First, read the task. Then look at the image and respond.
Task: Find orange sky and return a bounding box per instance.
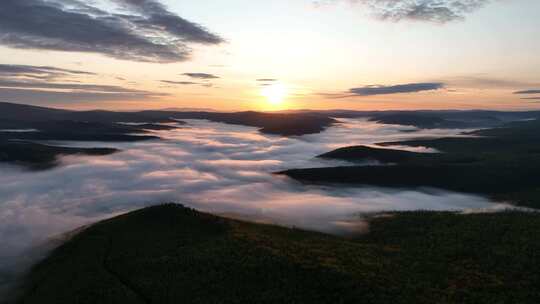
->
[1,0,539,111]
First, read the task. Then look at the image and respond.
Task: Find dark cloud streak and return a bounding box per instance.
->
[0,79,151,93]
[160,80,199,85]
[514,90,540,95]
[0,88,166,104]
[446,76,538,89]
[349,83,445,96]
[160,80,216,88]
[183,73,220,79]
[0,64,95,80]
[0,63,166,104]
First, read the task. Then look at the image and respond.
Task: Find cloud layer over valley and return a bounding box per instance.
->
[0,119,514,293]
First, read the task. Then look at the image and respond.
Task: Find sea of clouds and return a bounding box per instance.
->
[0,118,514,295]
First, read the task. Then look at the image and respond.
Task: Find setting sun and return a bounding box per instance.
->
[261,83,287,106]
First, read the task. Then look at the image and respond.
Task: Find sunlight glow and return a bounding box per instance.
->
[261,83,287,106]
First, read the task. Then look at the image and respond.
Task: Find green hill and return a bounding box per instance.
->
[15,204,540,304]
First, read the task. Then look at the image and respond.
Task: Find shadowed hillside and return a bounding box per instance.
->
[14,204,540,304]
[0,141,118,169]
[318,145,427,163]
[281,118,540,208]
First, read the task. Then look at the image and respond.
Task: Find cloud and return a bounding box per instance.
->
[348,82,445,96]
[0,79,151,93]
[0,118,510,296]
[514,88,540,102]
[0,88,166,104]
[0,64,95,80]
[111,0,223,44]
[256,79,278,87]
[0,64,165,104]
[445,76,540,89]
[320,77,540,99]
[160,80,216,88]
[0,0,223,63]
[514,90,540,94]
[183,73,220,79]
[317,0,490,23]
[160,80,198,85]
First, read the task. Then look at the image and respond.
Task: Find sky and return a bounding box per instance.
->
[0,0,539,111]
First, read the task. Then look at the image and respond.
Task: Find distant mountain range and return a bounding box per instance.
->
[0,102,336,137]
[3,102,540,135]
[0,102,336,168]
[2,101,540,169]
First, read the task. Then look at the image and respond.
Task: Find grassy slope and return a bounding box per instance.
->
[16,205,540,304]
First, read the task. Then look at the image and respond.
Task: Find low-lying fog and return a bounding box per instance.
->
[0,118,514,291]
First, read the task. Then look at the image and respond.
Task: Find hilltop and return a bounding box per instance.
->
[14,204,540,304]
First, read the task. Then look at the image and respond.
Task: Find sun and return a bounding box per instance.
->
[261,83,287,107]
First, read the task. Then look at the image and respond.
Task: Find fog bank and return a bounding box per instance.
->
[0,119,513,296]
